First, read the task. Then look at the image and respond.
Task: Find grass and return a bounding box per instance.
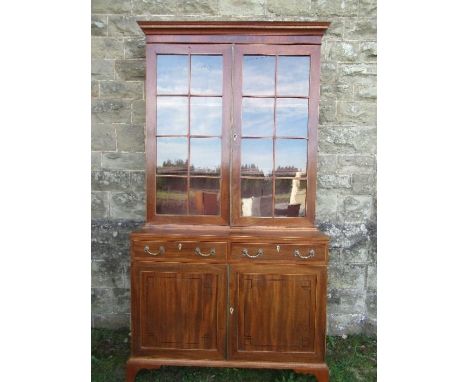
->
[92,329,376,382]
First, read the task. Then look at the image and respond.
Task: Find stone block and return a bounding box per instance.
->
[322,18,344,40]
[124,37,145,59]
[328,248,341,265]
[92,99,131,123]
[325,41,359,62]
[319,126,377,154]
[352,173,375,194]
[108,15,142,36]
[319,100,337,124]
[92,37,124,59]
[337,102,376,125]
[318,154,337,173]
[132,100,146,124]
[329,264,367,290]
[318,174,351,189]
[338,195,373,223]
[92,0,131,14]
[366,290,377,316]
[110,191,146,219]
[91,123,116,151]
[316,190,338,222]
[91,152,101,170]
[328,313,366,335]
[115,59,145,80]
[321,82,353,101]
[131,171,146,193]
[116,124,145,152]
[92,313,130,329]
[367,264,376,289]
[91,288,114,314]
[102,152,145,170]
[354,84,376,100]
[266,0,312,16]
[181,0,219,14]
[342,241,370,264]
[320,222,374,250]
[100,81,143,99]
[345,18,376,40]
[92,59,114,81]
[337,154,375,174]
[92,191,109,219]
[320,62,337,83]
[219,0,265,16]
[92,170,132,192]
[91,15,107,36]
[359,41,377,62]
[328,289,366,315]
[358,0,377,17]
[91,80,99,98]
[313,0,358,17]
[132,0,182,15]
[337,63,377,86]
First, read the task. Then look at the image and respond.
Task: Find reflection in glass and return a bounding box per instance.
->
[274,178,307,217]
[241,178,273,217]
[190,97,222,135]
[156,137,188,175]
[243,55,275,96]
[242,98,274,136]
[275,139,307,177]
[157,55,189,94]
[156,177,187,215]
[277,56,310,96]
[157,97,188,135]
[190,138,221,175]
[276,98,309,137]
[241,139,273,177]
[191,55,223,95]
[189,178,220,215]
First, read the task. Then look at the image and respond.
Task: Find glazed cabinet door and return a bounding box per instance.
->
[132,262,227,359]
[229,264,326,362]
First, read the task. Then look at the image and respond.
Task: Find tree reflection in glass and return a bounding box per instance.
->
[157,55,189,94]
[156,177,187,215]
[274,178,307,217]
[277,56,310,97]
[156,137,188,175]
[190,97,222,136]
[241,138,273,177]
[242,98,274,137]
[191,55,223,95]
[276,98,308,137]
[190,138,221,176]
[243,55,275,96]
[275,139,307,177]
[156,97,188,135]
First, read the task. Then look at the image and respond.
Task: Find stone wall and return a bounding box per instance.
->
[91,0,377,335]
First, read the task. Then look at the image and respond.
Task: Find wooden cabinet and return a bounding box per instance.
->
[127,21,331,382]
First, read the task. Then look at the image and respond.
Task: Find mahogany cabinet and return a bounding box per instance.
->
[127,21,330,382]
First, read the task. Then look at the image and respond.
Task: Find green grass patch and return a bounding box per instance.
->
[92,329,376,382]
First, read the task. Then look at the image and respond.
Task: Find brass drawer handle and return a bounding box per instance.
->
[294,249,315,259]
[242,248,263,258]
[144,245,165,256]
[195,247,216,257]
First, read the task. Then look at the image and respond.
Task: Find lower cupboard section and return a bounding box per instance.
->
[131,262,326,362]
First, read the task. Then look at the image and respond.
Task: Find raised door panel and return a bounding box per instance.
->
[132,262,226,359]
[229,264,326,362]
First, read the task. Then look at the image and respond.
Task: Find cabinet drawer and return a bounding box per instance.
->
[229,242,326,263]
[133,240,227,262]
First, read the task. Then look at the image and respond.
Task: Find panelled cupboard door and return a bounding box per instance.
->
[229,264,326,362]
[132,262,227,359]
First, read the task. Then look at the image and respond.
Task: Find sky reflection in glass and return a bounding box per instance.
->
[276,98,308,137]
[157,55,189,94]
[242,98,274,136]
[243,55,275,96]
[191,55,223,95]
[190,97,222,136]
[275,139,307,176]
[277,56,310,96]
[190,138,221,175]
[157,96,188,135]
[241,138,273,177]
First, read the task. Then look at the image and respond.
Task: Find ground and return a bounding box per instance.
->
[92,328,376,381]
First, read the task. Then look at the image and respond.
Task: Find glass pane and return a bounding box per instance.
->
[156,137,188,175]
[274,178,307,217]
[190,138,221,176]
[156,177,187,215]
[157,97,188,135]
[189,178,220,215]
[275,139,307,177]
[190,97,222,136]
[276,98,309,137]
[242,98,274,137]
[191,55,223,95]
[157,55,189,94]
[277,56,310,96]
[243,55,275,96]
[241,139,273,177]
[241,178,273,217]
